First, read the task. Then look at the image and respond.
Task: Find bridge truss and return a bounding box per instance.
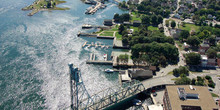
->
[68,63,145,110]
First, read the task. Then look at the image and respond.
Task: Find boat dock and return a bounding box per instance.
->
[78,32,115,39]
[82,42,111,48]
[86,53,113,65]
[82,24,109,29]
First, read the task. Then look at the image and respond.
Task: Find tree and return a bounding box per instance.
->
[113,13,120,22]
[173,68,180,77]
[119,54,129,64]
[186,36,200,47]
[180,30,190,39]
[120,13,130,22]
[151,15,158,25]
[206,48,217,58]
[191,78,196,85]
[175,76,192,85]
[118,24,125,34]
[141,15,150,25]
[171,21,176,28]
[208,35,216,46]
[185,53,201,65]
[157,15,163,24]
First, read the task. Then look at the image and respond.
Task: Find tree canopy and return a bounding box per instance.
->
[185,52,201,65]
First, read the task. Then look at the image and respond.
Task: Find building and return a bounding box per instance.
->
[103,19,113,26]
[199,43,210,54]
[120,69,153,82]
[163,85,218,110]
[129,69,153,80]
[132,20,141,27]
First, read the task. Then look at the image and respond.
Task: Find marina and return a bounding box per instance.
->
[85,0,107,15]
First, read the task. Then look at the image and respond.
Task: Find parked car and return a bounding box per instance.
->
[153,92,157,97]
[132,99,142,106]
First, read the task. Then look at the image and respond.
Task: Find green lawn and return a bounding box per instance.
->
[109,25,119,31]
[130,26,139,32]
[180,24,200,32]
[100,31,114,36]
[115,32,122,40]
[175,41,184,50]
[148,26,158,31]
[131,12,141,22]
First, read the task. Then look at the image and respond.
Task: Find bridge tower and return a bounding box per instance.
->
[68,63,93,110]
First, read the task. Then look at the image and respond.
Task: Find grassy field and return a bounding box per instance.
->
[211,93,219,97]
[131,12,141,22]
[100,31,114,36]
[148,26,158,31]
[180,24,200,32]
[115,32,122,40]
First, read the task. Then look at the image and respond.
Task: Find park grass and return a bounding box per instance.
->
[211,93,219,97]
[148,26,159,31]
[109,25,118,31]
[100,31,114,36]
[131,12,141,22]
[115,32,122,40]
[167,71,173,75]
[171,77,180,81]
[180,24,200,32]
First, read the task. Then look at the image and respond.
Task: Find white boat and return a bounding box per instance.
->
[103,54,107,61]
[105,69,114,73]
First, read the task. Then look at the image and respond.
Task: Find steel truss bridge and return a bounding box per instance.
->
[68,63,145,110]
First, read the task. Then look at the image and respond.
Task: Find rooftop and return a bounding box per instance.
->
[166,85,218,110]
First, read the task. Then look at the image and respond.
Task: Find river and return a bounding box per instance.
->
[0,0,127,109]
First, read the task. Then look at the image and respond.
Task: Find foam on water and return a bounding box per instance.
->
[0,0,127,109]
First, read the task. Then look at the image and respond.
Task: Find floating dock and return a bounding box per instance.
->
[82,24,109,30]
[86,53,113,65]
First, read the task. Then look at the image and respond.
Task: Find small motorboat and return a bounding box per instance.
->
[105,69,114,73]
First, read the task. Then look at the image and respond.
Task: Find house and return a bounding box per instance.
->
[199,43,210,54]
[190,30,196,35]
[173,13,181,19]
[103,19,113,26]
[158,23,164,30]
[208,14,213,19]
[127,29,134,34]
[132,20,141,27]
[183,42,190,50]
[123,21,131,25]
[201,55,208,67]
[207,58,216,67]
[163,85,218,110]
[170,29,182,39]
